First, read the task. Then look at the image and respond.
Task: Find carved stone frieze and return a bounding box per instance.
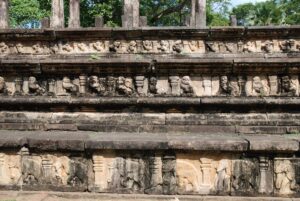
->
[0,39,299,55]
[0,74,298,97]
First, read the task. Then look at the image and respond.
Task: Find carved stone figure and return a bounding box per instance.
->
[180,76,194,96]
[128,41,137,53]
[117,77,134,96]
[88,76,105,95]
[262,40,274,53]
[61,43,73,53]
[142,40,153,52]
[62,77,78,94]
[214,159,231,193]
[0,42,9,53]
[219,76,231,96]
[16,43,25,54]
[244,41,257,53]
[280,39,298,52]
[206,42,219,52]
[32,43,43,54]
[149,77,158,96]
[275,159,296,195]
[231,159,259,195]
[251,76,268,96]
[91,41,105,52]
[162,154,176,195]
[158,40,170,53]
[77,42,88,52]
[225,43,237,53]
[28,76,46,95]
[110,41,127,53]
[0,77,7,95]
[281,76,297,96]
[173,40,183,53]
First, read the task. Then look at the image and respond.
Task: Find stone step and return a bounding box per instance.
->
[0,191,298,201]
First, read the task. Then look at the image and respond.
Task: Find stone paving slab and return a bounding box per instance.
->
[0,191,296,201]
[0,131,299,152]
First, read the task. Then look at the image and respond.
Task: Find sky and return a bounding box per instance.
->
[231,0,268,6]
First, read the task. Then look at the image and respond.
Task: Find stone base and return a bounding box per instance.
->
[0,191,298,201]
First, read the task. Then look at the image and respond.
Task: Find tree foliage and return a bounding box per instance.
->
[232,0,300,26]
[8,0,300,28]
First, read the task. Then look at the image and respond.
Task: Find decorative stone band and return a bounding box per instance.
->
[0,75,299,97]
[0,39,299,55]
[0,132,299,196]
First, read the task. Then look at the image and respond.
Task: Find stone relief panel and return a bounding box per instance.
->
[231,158,259,195]
[0,74,299,97]
[91,152,176,194]
[0,152,21,186]
[21,150,89,190]
[274,158,300,196]
[0,39,299,55]
[176,153,233,195]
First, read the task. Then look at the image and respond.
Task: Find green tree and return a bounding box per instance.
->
[9,0,231,28]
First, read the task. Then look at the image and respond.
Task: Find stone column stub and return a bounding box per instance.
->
[122,0,140,28]
[51,0,65,28]
[0,0,9,29]
[68,0,80,28]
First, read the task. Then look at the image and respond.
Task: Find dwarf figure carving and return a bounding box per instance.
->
[88,76,106,95]
[143,40,153,52]
[219,76,231,96]
[106,76,116,96]
[91,41,105,52]
[158,40,170,53]
[262,40,274,53]
[280,39,298,52]
[230,77,240,96]
[149,77,158,95]
[128,41,137,53]
[61,43,73,53]
[110,41,127,53]
[77,43,88,52]
[180,76,194,96]
[173,40,183,53]
[281,76,297,96]
[62,77,78,94]
[225,43,237,53]
[32,43,43,54]
[0,77,7,95]
[28,76,45,95]
[251,76,269,96]
[0,42,9,53]
[206,42,219,52]
[244,41,257,53]
[16,43,25,54]
[117,77,134,96]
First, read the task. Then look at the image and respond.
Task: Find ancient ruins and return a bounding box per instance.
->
[0,0,300,200]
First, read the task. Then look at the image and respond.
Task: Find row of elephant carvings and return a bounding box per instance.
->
[0,75,299,97]
[0,150,299,195]
[0,39,299,54]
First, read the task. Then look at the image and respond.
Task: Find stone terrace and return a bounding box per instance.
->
[0,0,300,200]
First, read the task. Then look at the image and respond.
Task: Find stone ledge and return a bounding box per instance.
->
[0,131,299,153]
[0,97,299,107]
[0,191,297,201]
[0,25,299,40]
